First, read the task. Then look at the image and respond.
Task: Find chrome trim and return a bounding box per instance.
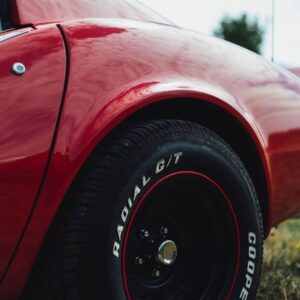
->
[12,63,26,76]
[0,29,31,43]
[157,240,178,266]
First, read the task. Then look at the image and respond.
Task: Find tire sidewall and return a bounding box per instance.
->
[101,138,262,300]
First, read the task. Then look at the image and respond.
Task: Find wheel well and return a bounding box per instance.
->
[116,98,269,235]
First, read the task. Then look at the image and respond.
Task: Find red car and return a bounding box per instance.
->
[1,0,300,299]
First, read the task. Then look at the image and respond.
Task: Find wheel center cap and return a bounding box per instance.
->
[157,240,178,265]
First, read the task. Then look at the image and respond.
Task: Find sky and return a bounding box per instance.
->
[141,0,300,67]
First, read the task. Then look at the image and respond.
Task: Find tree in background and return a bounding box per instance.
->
[214,14,264,54]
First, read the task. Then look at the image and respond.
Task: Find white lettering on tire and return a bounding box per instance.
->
[112,152,184,258]
[156,159,165,174]
[113,241,120,258]
[239,232,257,299]
[121,207,129,223]
[174,152,183,164]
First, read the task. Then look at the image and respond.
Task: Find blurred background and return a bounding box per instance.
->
[139,1,300,299]
[142,0,300,71]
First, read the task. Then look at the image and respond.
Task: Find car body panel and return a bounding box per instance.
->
[55,18,300,227]
[289,68,300,78]
[1,18,300,298]
[0,25,66,282]
[11,0,169,26]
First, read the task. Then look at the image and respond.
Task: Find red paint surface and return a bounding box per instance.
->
[54,19,300,227]
[0,2,300,299]
[289,68,300,78]
[121,171,241,300]
[12,0,169,26]
[0,26,65,282]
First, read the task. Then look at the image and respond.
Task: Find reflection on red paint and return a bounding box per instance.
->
[0,25,65,283]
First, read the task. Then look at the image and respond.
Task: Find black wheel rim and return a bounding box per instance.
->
[122,171,240,300]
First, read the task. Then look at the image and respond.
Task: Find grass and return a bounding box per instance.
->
[257,218,300,300]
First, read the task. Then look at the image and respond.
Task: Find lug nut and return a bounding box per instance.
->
[152,269,161,278]
[135,257,144,265]
[145,254,152,260]
[141,229,150,238]
[161,226,169,235]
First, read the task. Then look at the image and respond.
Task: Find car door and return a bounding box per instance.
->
[0,19,66,278]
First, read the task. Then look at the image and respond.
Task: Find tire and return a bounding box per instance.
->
[24,119,263,300]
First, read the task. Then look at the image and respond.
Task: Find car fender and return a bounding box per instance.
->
[2,19,300,299]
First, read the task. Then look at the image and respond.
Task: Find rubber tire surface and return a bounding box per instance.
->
[24,119,263,300]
